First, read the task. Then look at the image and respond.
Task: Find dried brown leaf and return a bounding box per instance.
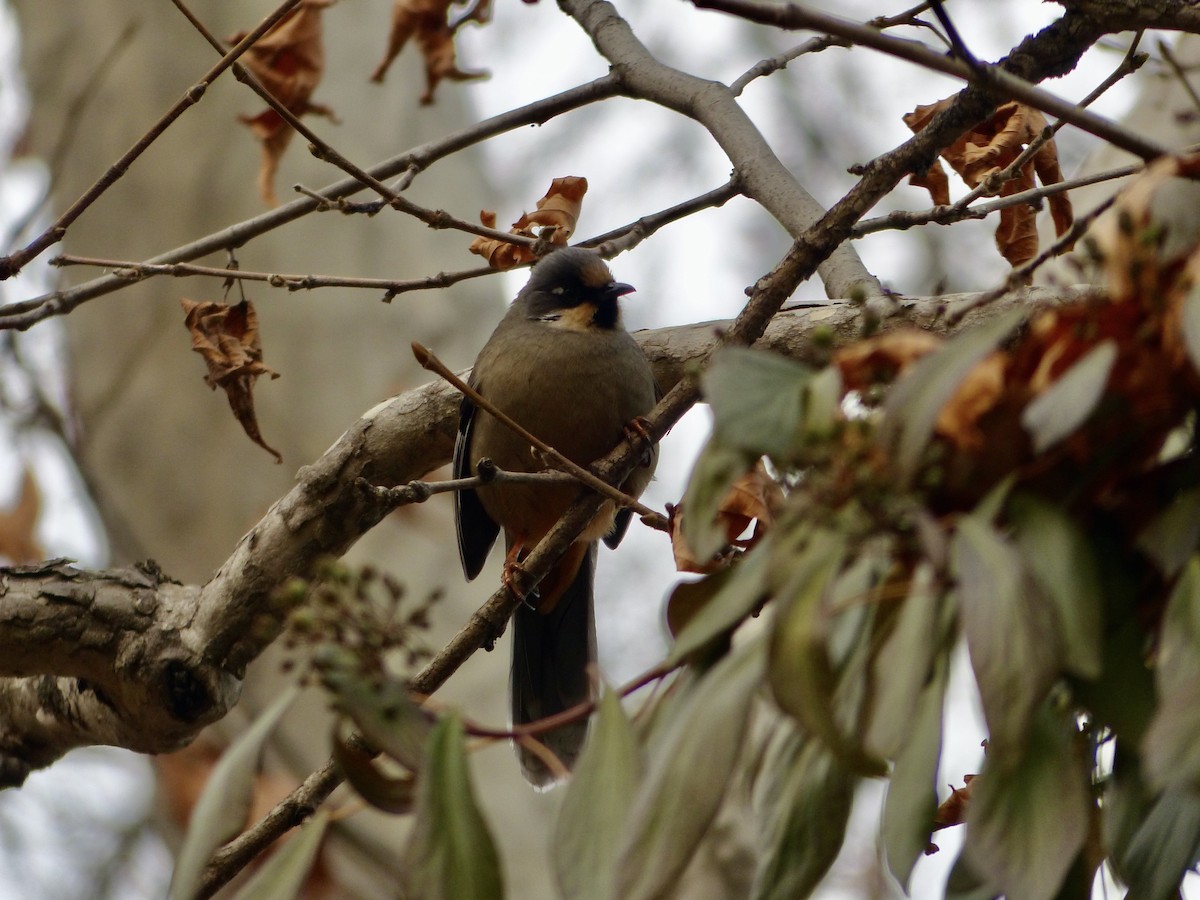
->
[370,0,490,104]
[671,463,781,573]
[904,98,1073,267]
[836,329,944,392]
[936,352,1008,452]
[181,298,282,463]
[232,0,337,205]
[0,468,41,564]
[468,176,589,270]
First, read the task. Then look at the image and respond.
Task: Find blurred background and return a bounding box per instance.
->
[0,0,1176,896]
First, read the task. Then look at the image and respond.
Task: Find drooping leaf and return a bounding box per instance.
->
[229,807,330,900]
[233,0,337,205]
[169,685,299,900]
[554,688,641,900]
[180,297,282,462]
[1021,340,1117,454]
[963,704,1090,900]
[1102,744,1154,888]
[882,656,948,890]
[702,346,814,459]
[675,460,781,572]
[768,529,884,774]
[1180,283,1200,376]
[332,729,415,814]
[0,467,41,564]
[1137,485,1200,578]
[751,734,856,900]
[615,636,764,900]
[370,0,490,103]
[401,712,504,900]
[881,309,1025,483]
[679,443,754,565]
[953,515,1059,759]
[1143,557,1200,788]
[321,660,432,772]
[667,546,769,666]
[1009,494,1103,678]
[903,98,1072,267]
[1121,787,1200,900]
[864,562,942,758]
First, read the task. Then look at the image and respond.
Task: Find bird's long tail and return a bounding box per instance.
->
[510,542,597,787]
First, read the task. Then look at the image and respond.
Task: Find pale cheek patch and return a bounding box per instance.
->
[546,303,599,332]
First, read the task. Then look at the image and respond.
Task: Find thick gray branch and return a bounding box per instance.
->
[0,287,1093,781]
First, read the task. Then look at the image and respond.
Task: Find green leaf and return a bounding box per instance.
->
[1143,557,1200,788]
[1122,787,1200,900]
[953,516,1059,759]
[332,728,415,814]
[615,636,765,900]
[667,545,769,666]
[1180,282,1200,376]
[800,365,844,441]
[230,808,330,900]
[767,528,881,773]
[169,685,299,900]
[963,705,1090,900]
[401,712,504,900]
[1009,495,1103,679]
[680,442,754,563]
[554,688,641,900]
[1137,485,1200,578]
[323,667,431,772]
[881,308,1025,483]
[1020,340,1116,454]
[882,656,948,889]
[1103,744,1154,888]
[865,562,942,758]
[702,347,813,458]
[751,735,856,900]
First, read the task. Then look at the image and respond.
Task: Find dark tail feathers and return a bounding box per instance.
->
[510,543,597,787]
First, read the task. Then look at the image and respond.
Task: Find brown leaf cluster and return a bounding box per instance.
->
[0,468,41,564]
[841,154,1200,505]
[904,98,1073,267]
[469,176,589,270]
[181,298,283,463]
[369,0,491,104]
[671,462,782,573]
[233,0,337,206]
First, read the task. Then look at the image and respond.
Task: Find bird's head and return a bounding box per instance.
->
[519,247,635,331]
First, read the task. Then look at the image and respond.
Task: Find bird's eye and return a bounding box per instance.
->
[551,286,566,296]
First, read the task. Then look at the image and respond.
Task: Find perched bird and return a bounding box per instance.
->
[454,247,659,785]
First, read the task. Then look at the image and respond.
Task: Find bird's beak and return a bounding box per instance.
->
[606,281,636,299]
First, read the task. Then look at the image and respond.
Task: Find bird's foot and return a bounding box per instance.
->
[625,416,655,466]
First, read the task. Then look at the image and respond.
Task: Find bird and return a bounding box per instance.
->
[453,246,659,786]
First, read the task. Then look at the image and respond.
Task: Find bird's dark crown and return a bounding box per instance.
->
[520,248,631,329]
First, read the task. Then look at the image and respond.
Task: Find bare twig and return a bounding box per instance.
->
[691,0,1170,162]
[0,75,622,331]
[852,159,1143,238]
[0,0,304,281]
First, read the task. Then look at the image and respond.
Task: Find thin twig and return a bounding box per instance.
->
[692,0,1170,162]
[0,75,622,332]
[852,159,1143,238]
[0,0,304,281]
[1158,37,1200,119]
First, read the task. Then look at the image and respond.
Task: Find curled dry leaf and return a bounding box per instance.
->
[232,0,337,206]
[903,98,1073,267]
[671,462,782,573]
[370,0,491,104]
[836,329,943,392]
[0,468,41,564]
[469,176,588,270]
[180,298,283,463]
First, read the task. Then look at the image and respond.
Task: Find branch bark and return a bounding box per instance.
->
[0,285,1094,783]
